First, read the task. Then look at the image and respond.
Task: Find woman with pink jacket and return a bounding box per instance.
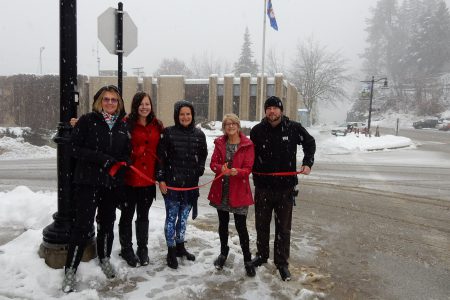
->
[207,113,256,277]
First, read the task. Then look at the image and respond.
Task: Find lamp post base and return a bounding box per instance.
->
[38,237,97,269]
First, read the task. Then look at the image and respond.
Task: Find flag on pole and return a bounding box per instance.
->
[267,0,278,31]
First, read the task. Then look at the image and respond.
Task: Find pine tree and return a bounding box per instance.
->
[233,27,258,76]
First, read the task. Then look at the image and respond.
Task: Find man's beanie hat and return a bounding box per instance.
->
[264,96,283,111]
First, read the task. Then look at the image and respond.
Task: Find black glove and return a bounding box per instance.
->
[103,158,117,170]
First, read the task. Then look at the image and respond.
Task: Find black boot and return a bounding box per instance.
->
[136,221,150,266]
[245,261,256,277]
[176,242,195,261]
[119,224,138,267]
[213,245,229,270]
[251,254,268,267]
[119,247,139,267]
[167,246,178,269]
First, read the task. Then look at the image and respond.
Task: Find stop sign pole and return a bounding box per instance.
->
[98,2,138,97]
[117,2,123,95]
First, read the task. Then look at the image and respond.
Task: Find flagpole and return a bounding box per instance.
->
[260,0,267,120]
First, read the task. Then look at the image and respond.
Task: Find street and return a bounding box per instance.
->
[0,128,449,299]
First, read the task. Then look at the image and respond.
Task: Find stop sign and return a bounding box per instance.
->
[98,7,138,57]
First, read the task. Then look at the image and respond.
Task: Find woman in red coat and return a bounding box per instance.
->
[207,113,256,277]
[119,92,163,267]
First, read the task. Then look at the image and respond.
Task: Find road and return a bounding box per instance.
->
[0,128,449,299]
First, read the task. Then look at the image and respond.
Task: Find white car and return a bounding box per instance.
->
[331,122,367,136]
[331,123,350,136]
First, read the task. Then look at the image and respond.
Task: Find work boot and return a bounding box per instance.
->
[278,265,291,281]
[167,246,178,269]
[176,242,195,261]
[61,267,76,293]
[136,221,150,266]
[99,257,116,279]
[119,247,139,267]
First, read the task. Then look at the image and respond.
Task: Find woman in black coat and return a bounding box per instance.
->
[157,100,207,269]
[62,85,131,293]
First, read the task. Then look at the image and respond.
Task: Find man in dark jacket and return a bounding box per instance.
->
[250,96,316,281]
[157,100,208,269]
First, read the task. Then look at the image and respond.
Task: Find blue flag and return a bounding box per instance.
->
[267,0,278,31]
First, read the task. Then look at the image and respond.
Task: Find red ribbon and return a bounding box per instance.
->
[109,162,303,191]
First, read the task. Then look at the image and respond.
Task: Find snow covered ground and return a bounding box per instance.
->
[0,122,421,299]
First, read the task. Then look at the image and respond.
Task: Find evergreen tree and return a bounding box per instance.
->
[233,27,258,76]
[361,0,450,115]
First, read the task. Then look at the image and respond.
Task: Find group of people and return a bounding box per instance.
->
[61,85,316,293]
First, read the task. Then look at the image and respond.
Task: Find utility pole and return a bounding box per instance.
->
[39,46,45,74]
[132,67,144,78]
[360,76,388,134]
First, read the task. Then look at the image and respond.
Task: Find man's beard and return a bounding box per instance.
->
[267,114,281,123]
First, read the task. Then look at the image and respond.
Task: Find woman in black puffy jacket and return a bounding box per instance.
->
[157,100,207,269]
[62,85,131,293]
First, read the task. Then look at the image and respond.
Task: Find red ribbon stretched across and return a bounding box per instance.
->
[109,161,303,191]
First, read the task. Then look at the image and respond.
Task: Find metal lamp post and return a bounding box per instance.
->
[39,0,95,269]
[361,76,388,133]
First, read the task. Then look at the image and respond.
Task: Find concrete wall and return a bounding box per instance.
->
[88,76,139,114]
[157,76,185,127]
[208,75,218,121]
[0,73,302,130]
[239,74,250,120]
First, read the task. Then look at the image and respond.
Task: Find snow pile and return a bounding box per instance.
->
[0,136,56,160]
[0,126,31,137]
[320,133,413,154]
[0,186,325,300]
[0,186,56,229]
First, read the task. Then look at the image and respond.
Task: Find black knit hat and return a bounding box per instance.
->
[264,96,283,111]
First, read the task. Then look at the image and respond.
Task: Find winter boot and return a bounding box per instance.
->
[99,257,116,279]
[167,246,178,269]
[244,261,256,277]
[61,267,76,293]
[118,224,138,267]
[176,242,195,261]
[119,247,139,267]
[136,221,150,266]
[213,245,229,270]
[136,247,149,266]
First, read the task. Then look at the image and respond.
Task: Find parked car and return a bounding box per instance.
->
[331,123,350,136]
[331,122,367,136]
[437,119,450,131]
[413,119,438,129]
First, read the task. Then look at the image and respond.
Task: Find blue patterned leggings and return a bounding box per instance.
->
[164,191,194,247]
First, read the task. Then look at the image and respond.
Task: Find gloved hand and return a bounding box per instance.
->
[108,161,128,177]
[103,158,117,171]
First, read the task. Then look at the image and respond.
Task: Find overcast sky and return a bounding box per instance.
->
[2,0,449,123]
[1,0,390,77]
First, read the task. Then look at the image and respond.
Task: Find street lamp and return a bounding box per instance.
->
[361,76,388,133]
[39,46,45,74]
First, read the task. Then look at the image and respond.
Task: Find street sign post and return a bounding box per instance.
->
[98,7,137,56]
[98,3,137,94]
